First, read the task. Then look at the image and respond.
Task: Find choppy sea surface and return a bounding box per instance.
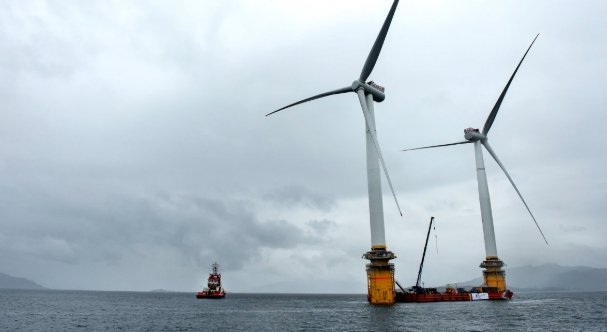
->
[1,289,605,331]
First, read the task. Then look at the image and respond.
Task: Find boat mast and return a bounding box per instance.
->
[415,216,435,289]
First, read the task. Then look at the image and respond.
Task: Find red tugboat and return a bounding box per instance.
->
[395,217,513,303]
[196,262,226,299]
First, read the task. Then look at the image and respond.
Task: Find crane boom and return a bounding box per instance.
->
[415,216,435,289]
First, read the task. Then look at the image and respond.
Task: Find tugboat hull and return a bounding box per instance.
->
[196,291,226,299]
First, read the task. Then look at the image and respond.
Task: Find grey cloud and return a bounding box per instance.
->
[0,181,321,271]
[306,219,337,235]
[263,185,336,211]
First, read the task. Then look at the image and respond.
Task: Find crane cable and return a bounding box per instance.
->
[434,219,438,254]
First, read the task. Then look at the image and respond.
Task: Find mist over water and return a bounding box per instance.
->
[2,290,605,331]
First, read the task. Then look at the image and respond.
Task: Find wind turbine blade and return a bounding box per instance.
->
[402,141,472,152]
[482,34,539,135]
[266,86,353,116]
[482,141,548,244]
[359,0,400,82]
[357,89,403,216]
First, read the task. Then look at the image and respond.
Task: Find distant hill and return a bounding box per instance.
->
[457,264,607,291]
[0,272,46,290]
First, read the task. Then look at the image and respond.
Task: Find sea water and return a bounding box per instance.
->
[1,289,605,331]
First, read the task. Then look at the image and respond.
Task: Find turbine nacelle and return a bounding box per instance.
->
[352,80,386,102]
[464,128,485,141]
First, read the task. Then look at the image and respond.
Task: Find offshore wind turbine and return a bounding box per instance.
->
[266,0,402,304]
[403,34,547,292]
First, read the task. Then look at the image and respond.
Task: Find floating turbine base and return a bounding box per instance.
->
[480,257,506,291]
[364,248,396,305]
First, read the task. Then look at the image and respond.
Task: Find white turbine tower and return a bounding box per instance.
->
[403,34,547,291]
[266,0,402,304]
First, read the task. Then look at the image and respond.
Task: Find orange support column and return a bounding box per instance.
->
[363,248,396,305]
[480,257,506,291]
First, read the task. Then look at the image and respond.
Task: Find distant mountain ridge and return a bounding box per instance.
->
[2,264,606,292]
[0,272,46,289]
[458,264,607,291]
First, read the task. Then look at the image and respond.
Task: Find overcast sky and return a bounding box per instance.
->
[1,0,605,293]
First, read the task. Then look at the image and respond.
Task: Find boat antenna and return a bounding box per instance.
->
[415,216,435,289]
